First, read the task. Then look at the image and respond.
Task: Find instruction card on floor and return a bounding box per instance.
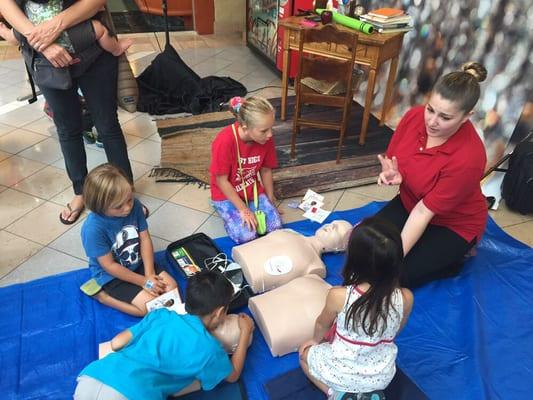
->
[299,189,331,223]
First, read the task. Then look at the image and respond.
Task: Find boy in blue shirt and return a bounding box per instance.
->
[74,270,254,400]
[81,163,177,316]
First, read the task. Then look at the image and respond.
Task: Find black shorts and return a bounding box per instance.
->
[102,264,166,304]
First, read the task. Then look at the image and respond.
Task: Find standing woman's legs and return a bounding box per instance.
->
[78,52,133,182]
[39,84,87,221]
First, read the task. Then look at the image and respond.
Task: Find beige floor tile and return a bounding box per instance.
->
[18,137,63,165]
[128,139,161,166]
[503,221,533,247]
[0,155,46,186]
[50,187,76,208]
[279,196,305,224]
[347,183,399,201]
[0,185,7,194]
[134,172,184,200]
[169,184,214,214]
[122,115,158,139]
[0,230,42,278]
[117,109,140,125]
[131,160,154,182]
[124,133,145,149]
[49,188,90,223]
[0,128,48,154]
[489,200,533,228]
[0,188,44,228]
[127,43,158,54]
[0,150,11,162]
[0,122,16,137]
[12,165,71,199]
[0,99,46,127]
[21,116,56,136]
[147,132,161,143]
[5,201,78,245]
[335,191,377,211]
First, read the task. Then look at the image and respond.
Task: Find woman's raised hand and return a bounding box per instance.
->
[377,154,402,186]
[27,18,62,51]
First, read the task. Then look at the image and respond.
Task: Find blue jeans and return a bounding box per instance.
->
[40,51,133,194]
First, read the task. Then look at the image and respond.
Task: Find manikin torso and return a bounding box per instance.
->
[232,220,353,293]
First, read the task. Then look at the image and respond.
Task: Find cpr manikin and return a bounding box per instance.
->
[212,314,253,354]
[232,220,352,293]
[248,274,331,356]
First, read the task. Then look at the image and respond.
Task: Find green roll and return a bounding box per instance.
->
[316,9,374,34]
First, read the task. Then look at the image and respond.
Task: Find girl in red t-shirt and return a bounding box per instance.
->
[375,61,489,288]
[210,97,282,244]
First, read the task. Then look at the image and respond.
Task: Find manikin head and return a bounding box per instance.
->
[313,220,353,253]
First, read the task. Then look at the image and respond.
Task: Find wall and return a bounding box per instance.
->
[215,0,247,36]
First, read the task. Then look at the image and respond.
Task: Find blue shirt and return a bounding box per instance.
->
[81,199,148,286]
[80,309,232,400]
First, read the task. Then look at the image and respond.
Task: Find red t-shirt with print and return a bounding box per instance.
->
[386,106,488,242]
[210,122,278,202]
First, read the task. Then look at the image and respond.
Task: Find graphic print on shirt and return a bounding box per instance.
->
[111,225,140,267]
[234,155,261,194]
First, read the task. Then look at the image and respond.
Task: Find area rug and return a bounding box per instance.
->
[151,97,393,198]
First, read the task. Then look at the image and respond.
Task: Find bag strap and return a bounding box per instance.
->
[232,123,259,208]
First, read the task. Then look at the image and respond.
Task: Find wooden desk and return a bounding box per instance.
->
[278,16,405,145]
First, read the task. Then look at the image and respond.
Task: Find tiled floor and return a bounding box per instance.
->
[0,32,531,287]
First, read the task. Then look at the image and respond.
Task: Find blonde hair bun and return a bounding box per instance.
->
[237,96,275,128]
[461,61,487,83]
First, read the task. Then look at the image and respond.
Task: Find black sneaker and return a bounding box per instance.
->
[82,130,97,144]
[95,135,104,148]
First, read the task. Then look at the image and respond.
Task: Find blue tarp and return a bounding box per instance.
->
[1,202,532,400]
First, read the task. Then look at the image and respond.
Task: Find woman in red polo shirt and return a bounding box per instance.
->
[375,61,488,288]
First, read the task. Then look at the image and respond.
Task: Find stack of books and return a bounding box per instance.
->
[359,8,413,34]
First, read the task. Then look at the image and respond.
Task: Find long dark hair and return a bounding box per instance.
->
[342,217,404,336]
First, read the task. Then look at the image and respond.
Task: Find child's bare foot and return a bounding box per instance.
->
[112,38,133,56]
[0,22,19,46]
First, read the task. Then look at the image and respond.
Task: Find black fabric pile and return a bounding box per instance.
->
[136,43,247,115]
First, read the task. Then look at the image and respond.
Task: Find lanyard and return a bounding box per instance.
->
[231,123,259,209]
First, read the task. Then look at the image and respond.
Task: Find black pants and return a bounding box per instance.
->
[40,51,133,195]
[375,196,475,288]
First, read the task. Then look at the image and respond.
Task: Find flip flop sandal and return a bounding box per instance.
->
[59,203,84,225]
